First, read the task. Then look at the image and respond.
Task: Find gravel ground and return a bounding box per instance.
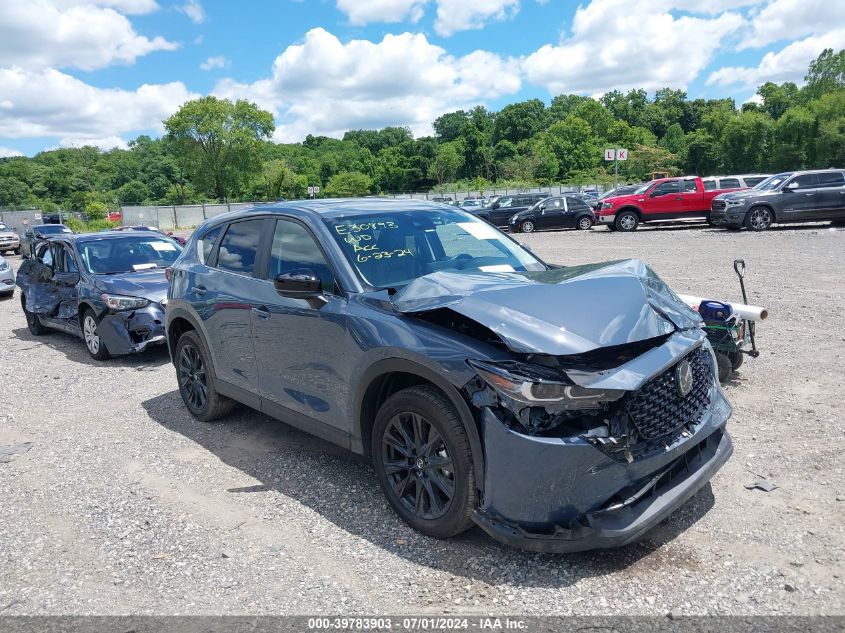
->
[1,221,843,616]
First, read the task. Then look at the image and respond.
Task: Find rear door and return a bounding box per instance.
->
[51,242,81,323]
[565,195,593,226]
[200,218,270,395]
[250,217,351,436]
[677,178,704,215]
[781,173,819,221]
[815,171,845,218]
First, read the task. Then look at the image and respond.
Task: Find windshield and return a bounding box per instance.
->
[37,224,72,234]
[76,236,183,274]
[634,183,654,194]
[754,173,790,191]
[323,208,546,289]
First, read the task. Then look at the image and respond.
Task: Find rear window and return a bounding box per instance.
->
[719,178,741,189]
[215,219,265,276]
[702,180,716,191]
[817,172,845,187]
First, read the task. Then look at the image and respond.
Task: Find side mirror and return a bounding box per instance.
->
[53,271,80,286]
[784,181,799,191]
[274,269,323,298]
[649,190,660,198]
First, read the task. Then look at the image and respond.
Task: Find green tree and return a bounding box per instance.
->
[429,143,463,185]
[757,81,801,120]
[85,200,108,220]
[684,129,720,175]
[769,106,815,170]
[0,176,30,208]
[117,180,150,205]
[720,111,772,173]
[804,48,845,100]
[433,110,469,142]
[543,116,598,178]
[325,171,373,197]
[164,96,275,201]
[812,90,845,168]
[493,99,546,144]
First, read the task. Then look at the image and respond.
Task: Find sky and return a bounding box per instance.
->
[1,0,844,157]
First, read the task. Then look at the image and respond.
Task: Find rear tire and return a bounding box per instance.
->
[744,206,773,232]
[372,385,476,539]
[82,308,111,360]
[577,216,593,230]
[175,330,235,422]
[21,295,47,336]
[13,247,21,256]
[615,210,639,232]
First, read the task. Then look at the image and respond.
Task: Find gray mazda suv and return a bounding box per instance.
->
[165,199,733,552]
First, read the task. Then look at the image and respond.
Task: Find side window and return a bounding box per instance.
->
[652,181,680,196]
[719,178,741,189]
[790,174,816,189]
[37,243,53,268]
[268,219,335,292]
[683,180,698,192]
[215,219,265,276]
[498,197,513,208]
[55,244,78,273]
[568,197,588,212]
[198,225,223,265]
[816,172,845,188]
[744,176,767,187]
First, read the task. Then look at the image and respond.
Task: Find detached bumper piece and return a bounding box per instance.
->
[96,304,166,356]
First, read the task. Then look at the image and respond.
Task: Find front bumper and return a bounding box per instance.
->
[0,270,14,293]
[710,205,746,227]
[472,384,733,553]
[0,238,20,250]
[596,214,615,224]
[96,303,167,356]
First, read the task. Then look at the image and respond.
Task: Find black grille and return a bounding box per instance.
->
[711,200,726,211]
[625,347,713,441]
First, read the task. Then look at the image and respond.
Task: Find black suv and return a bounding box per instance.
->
[166,199,732,552]
[711,169,845,231]
[474,193,550,226]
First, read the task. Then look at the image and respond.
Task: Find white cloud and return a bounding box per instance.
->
[58,135,129,151]
[0,146,24,158]
[0,0,178,71]
[200,55,229,70]
[740,0,845,50]
[177,0,205,24]
[52,0,161,14]
[0,67,197,139]
[336,0,429,25]
[213,28,521,142]
[434,0,520,36]
[522,0,745,95]
[707,29,845,89]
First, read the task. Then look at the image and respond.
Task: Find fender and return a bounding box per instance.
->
[354,357,485,492]
[165,305,207,361]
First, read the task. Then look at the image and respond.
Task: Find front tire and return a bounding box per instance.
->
[175,330,235,422]
[577,216,593,230]
[745,206,773,232]
[519,220,535,233]
[21,295,47,336]
[372,385,476,539]
[615,210,640,232]
[13,247,21,256]
[82,309,111,360]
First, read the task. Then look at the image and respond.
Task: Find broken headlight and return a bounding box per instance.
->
[468,359,624,410]
[101,293,150,311]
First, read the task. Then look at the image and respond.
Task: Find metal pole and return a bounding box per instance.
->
[614,152,619,189]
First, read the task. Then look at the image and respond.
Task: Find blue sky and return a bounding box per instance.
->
[1,0,843,157]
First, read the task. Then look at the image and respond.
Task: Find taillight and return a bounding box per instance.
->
[165,267,173,282]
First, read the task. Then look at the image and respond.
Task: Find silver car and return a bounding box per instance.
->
[0,255,14,297]
[0,223,21,256]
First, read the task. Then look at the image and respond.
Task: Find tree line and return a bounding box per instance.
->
[1,49,843,215]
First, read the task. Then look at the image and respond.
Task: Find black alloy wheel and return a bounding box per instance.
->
[175,330,235,421]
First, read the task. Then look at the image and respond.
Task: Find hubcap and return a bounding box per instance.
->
[579,217,592,229]
[522,221,534,233]
[179,344,208,411]
[750,209,770,230]
[83,315,100,354]
[382,412,455,520]
[620,214,636,230]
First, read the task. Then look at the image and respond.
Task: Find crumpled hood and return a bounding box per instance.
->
[391,259,701,356]
[95,269,168,304]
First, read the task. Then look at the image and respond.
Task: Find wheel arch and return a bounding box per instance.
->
[355,358,485,492]
[616,205,643,220]
[748,203,777,222]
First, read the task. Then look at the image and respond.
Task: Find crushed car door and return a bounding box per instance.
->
[51,242,81,323]
[20,242,63,318]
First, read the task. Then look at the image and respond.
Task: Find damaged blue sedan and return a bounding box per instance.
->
[17,231,181,359]
[166,200,732,552]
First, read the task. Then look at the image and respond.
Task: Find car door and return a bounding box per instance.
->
[490,197,515,225]
[780,173,818,221]
[565,195,593,227]
[250,217,351,435]
[815,171,845,218]
[51,242,81,323]
[647,180,682,217]
[538,198,566,229]
[200,218,270,395]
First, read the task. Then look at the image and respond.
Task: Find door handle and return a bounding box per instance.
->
[190,285,207,296]
[252,306,270,320]
[674,196,682,200]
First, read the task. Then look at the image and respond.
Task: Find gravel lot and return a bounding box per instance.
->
[1,221,843,616]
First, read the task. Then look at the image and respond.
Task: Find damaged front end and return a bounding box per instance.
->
[393,259,733,552]
[95,301,167,356]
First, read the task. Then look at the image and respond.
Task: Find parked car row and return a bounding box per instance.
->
[16,199,734,553]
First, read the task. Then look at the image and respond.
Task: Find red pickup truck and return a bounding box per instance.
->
[595,176,747,232]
